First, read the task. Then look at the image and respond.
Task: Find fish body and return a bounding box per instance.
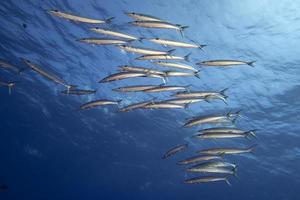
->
[177,155,222,165]
[48,10,111,24]
[61,89,96,95]
[149,38,205,49]
[189,161,237,169]
[129,21,182,30]
[119,65,166,76]
[193,132,253,139]
[118,45,173,55]
[174,90,227,104]
[163,98,205,105]
[199,127,250,134]
[197,60,255,67]
[119,99,154,112]
[162,144,188,159]
[144,102,185,109]
[90,28,138,40]
[187,166,235,175]
[165,71,199,78]
[197,145,255,155]
[152,61,197,71]
[113,85,157,92]
[143,85,188,93]
[99,72,163,83]
[78,38,130,45]
[136,53,190,61]
[184,176,230,185]
[125,12,164,22]
[80,99,120,110]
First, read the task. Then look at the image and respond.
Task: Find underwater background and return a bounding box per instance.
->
[1,0,300,199]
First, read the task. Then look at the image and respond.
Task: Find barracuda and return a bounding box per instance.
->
[183,176,231,185]
[136,53,190,61]
[197,60,256,67]
[118,45,174,55]
[177,155,223,165]
[197,145,256,155]
[90,27,139,40]
[152,61,197,71]
[125,12,164,22]
[149,38,206,49]
[99,72,165,83]
[161,144,188,159]
[80,99,121,110]
[118,65,166,76]
[143,85,189,93]
[77,38,131,45]
[113,85,158,92]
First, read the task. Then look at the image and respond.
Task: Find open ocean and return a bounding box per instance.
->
[0,0,300,199]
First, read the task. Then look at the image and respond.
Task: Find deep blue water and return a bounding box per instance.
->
[1,0,300,199]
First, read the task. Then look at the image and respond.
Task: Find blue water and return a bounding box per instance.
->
[1,0,300,199]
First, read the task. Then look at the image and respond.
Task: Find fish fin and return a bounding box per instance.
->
[219,88,228,96]
[245,130,257,139]
[248,144,257,153]
[179,25,189,38]
[225,178,231,186]
[198,44,207,52]
[138,37,146,43]
[184,53,191,62]
[194,70,200,79]
[247,61,256,67]
[185,84,192,92]
[167,49,176,55]
[105,17,114,23]
[8,82,16,95]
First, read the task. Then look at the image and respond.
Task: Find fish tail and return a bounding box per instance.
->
[167,49,176,55]
[179,25,189,38]
[224,178,231,186]
[247,60,256,67]
[245,130,257,139]
[105,17,114,23]
[198,44,207,52]
[219,88,228,97]
[248,144,257,153]
[138,37,146,43]
[184,53,191,62]
[194,70,200,79]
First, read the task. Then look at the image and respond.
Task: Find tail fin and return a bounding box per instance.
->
[245,130,257,139]
[138,37,146,43]
[247,61,256,67]
[224,178,231,186]
[219,88,228,96]
[194,71,200,79]
[167,49,176,55]
[247,144,257,153]
[179,25,189,38]
[184,53,191,62]
[105,17,114,23]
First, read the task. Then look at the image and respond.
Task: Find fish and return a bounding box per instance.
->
[143,102,186,109]
[197,145,256,155]
[0,80,16,94]
[174,88,228,99]
[189,161,237,170]
[119,99,155,112]
[161,144,188,159]
[118,65,166,76]
[77,38,131,45]
[136,53,191,61]
[90,27,140,41]
[165,71,200,79]
[143,85,190,93]
[118,45,175,55]
[129,21,188,36]
[183,111,242,128]
[80,99,121,110]
[183,176,231,185]
[113,85,158,92]
[187,166,236,175]
[197,60,256,67]
[177,155,223,165]
[125,12,164,22]
[152,61,197,72]
[48,10,113,24]
[99,72,165,83]
[148,38,206,49]
[22,58,72,90]
[0,60,21,73]
[162,98,206,105]
[198,128,256,137]
[61,89,96,95]
[193,132,255,140]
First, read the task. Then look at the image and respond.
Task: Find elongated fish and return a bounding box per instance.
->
[77,38,131,45]
[0,60,21,73]
[129,21,188,32]
[187,166,235,175]
[119,99,155,112]
[61,89,96,95]
[197,145,256,155]
[165,71,200,79]
[136,53,190,61]
[197,60,256,67]
[118,45,174,55]
[189,161,237,170]
[163,98,206,105]
[144,102,186,109]
[174,88,228,99]
[183,111,241,128]
[118,65,166,76]
[80,99,120,110]
[152,61,197,71]
[193,132,254,140]
[113,85,158,92]
[48,10,113,24]
[143,85,189,93]
[177,155,223,165]
[149,38,206,49]
[22,59,71,89]
[99,72,164,83]
[125,12,164,22]
[183,176,230,185]
[162,144,188,159]
[90,27,139,40]
[198,128,256,136]
[0,80,16,94]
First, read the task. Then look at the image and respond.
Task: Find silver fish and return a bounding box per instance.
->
[90,27,139,40]
[99,72,164,83]
[152,61,197,71]
[149,38,206,49]
[0,80,16,94]
[199,128,256,137]
[118,65,166,76]
[136,53,190,61]
[197,145,256,155]
[129,21,188,34]
[162,144,188,159]
[80,99,120,110]
[162,98,206,105]
[193,132,255,140]
[61,89,96,95]
[174,88,228,98]
[77,38,131,45]
[118,45,174,55]
[183,176,231,185]
[113,85,158,92]
[189,161,237,170]
[125,12,164,22]
[119,99,155,112]
[177,155,223,165]
[48,10,113,24]
[197,60,256,67]
[144,102,186,109]
[143,85,189,93]
[165,71,200,79]
[187,166,235,175]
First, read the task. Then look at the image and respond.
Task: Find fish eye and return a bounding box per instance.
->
[53,10,58,12]
[132,12,135,14]
[155,38,159,40]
